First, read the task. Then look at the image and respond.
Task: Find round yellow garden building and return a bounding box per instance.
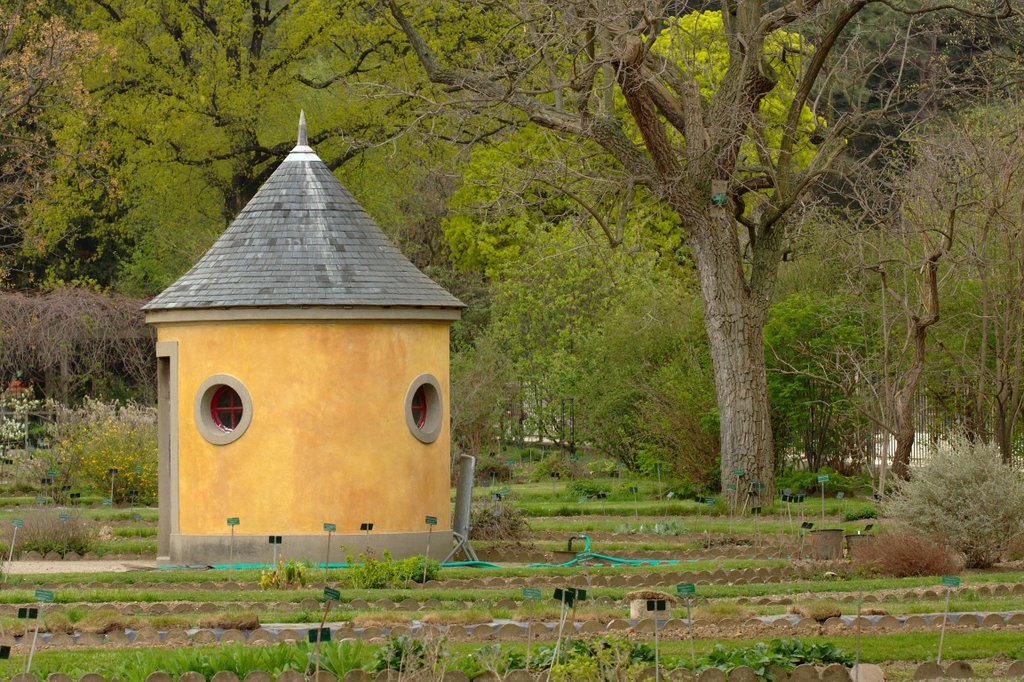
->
[144,114,463,566]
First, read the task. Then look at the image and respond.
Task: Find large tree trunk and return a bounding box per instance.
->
[686,209,776,499]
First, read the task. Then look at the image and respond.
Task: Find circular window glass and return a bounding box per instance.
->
[405,374,442,444]
[411,386,428,429]
[211,385,243,432]
[195,375,253,445]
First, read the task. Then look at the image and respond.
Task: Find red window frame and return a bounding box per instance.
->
[411,385,428,429]
[211,385,243,432]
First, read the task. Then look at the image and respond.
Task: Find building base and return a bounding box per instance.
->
[162,530,454,567]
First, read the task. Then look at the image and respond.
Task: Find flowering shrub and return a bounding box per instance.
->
[46,399,157,504]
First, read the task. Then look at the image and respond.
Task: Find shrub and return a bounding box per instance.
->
[842,504,878,521]
[568,479,610,499]
[470,501,528,541]
[851,532,962,577]
[46,399,157,504]
[884,435,1024,568]
[11,511,94,557]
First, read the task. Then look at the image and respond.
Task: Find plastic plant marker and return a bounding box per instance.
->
[268,535,282,567]
[322,523,335,585]
[423,515,437,583]
[34,589,53,603]
[523,587,540,667]
[938,576,960,663]
[323,587,340,602]
[226,517,239,579]
[58,513,69,522]
[3,519,21,585]
[308,627,331,643]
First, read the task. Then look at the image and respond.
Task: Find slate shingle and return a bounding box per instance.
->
[144,146,464,311]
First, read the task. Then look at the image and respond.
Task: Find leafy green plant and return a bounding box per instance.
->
[372,635,427,672]
[302,639,367,676]
[259,559,309,589]
[842,504,878,521]
[345,552,439,588]
[701,639,853,677]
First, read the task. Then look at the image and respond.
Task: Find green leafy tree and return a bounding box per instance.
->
[385,0,994,495]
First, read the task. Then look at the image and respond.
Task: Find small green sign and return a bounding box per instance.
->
[676,583,696,596]
[323,522,336,532]
[424,516,437,526]
[134,466,143,474]
[58,513,69,522]
[522,587,542,599]
[307,627,331,643]
[499,487,509,495]
[101,498,112,506]
[733,469,745,477]
[817,474,829,483]
[34,496,45,504]
[577,496,588,504]
[726,485,737,492]
[46,469,56,477]
[941,575,961,588]
[629,486,639,494]
[12,519,23,528]
[226,517,240,526]
[323,587,340,601]
[35,589,54,603]
[836,491,845,499]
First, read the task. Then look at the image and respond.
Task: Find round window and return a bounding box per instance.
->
[195,375,253,445]
[211,385,244,432]
[405,374,442,444]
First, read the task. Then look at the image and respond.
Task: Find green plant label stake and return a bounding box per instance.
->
[25,590,52,675]
[323,587,340,602]
[423,515,437,584]
[226,517,239,579]
[523,587,541,667]
[3,519,22,585]
[937,575,960,664]
[817,474,829,521]
[677,583,697,671]
[322,522,336,585]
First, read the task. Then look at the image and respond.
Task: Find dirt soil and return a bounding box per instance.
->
[5,560,157,574]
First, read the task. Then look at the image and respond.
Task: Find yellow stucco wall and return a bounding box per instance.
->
[157,320,451,536]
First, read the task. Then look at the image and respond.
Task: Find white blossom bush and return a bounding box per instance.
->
[884,435,1024,568]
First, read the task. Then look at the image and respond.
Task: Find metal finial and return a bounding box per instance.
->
[297,110,307,146]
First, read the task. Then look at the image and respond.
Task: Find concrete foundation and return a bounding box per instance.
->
[164,530,453,566]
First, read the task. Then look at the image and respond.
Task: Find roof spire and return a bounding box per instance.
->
[297,110,307,146]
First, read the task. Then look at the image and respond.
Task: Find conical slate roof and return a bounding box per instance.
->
[144,115,464,312]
